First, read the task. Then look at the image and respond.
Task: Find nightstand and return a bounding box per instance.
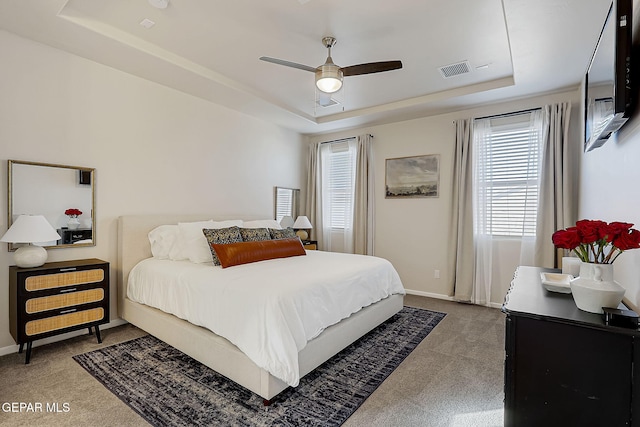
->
[57,228,92,244]
[302,240,318,250]
[9,258,109,364]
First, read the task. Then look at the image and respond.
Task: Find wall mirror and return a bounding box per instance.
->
[274,186,299,225]
[8,160,95,250]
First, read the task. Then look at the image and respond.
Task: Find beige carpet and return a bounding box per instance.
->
[0,295,505,426]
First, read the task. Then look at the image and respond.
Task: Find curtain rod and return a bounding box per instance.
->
[319,134,373,144]
[474,107,542,122]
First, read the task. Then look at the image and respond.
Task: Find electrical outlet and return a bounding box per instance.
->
[434,269,440,279]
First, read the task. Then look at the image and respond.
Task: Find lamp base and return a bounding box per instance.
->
[14,245,48,268]
[295,230,309,240]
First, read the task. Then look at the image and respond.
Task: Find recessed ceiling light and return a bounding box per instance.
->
[140,18,156,29]
[148,0,168,9]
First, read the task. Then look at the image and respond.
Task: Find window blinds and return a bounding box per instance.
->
[474,114,542,237]
[275,188,294,223]
[320,140,357,230]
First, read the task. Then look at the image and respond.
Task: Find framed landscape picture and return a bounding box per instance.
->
[385,154,440,198]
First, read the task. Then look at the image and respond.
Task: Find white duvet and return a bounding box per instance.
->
[127,250,405,386]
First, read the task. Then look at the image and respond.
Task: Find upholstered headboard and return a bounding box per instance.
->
[116,214,266,318]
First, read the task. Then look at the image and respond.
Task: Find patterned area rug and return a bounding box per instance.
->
[74,307,445,426]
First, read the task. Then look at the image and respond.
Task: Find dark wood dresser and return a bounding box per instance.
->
[502,266,640,427]
[9,258,109,364]
[56,228,93,244]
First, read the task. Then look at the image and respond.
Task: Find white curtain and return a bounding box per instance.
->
[519,109,545,266]
[305,142,322,247]
[533,102,573,268]
[472,118,493,305]
[308,135,374,254]
[353,134,375,255]
[318,139,357,253]
[473,111,544,305]
[450,119,475,302]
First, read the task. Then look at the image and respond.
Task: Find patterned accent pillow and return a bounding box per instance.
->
[240,227,271,242]
[269,227,297,240]
[202,226,243,266]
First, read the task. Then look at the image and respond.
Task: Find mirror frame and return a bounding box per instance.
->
[8,160,96,251]
[274,186,300,224]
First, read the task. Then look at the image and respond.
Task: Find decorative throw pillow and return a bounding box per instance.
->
[240,227,271,242]
[269,227,297,240]
[203,226,243,266]
[212,238,306,268]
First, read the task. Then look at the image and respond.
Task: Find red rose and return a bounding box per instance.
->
[552,228,581,249]
[576,219,606,244]
[607,222,634,241]
[65,208,82,217]
[613,229,640,251]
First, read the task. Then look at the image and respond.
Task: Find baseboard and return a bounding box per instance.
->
[0,318,128,357]
[405,289,456,301]
[405,289,503,310]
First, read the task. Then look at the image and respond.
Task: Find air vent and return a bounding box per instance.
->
[438,61,471,78]
[317,98,340,107]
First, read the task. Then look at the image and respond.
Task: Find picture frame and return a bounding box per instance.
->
[385,154,440,198]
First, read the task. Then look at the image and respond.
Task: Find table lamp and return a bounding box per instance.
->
[279,215,294,228]
[1,215,61,268]
[293,216,313,241]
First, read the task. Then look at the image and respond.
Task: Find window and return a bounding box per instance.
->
[274,187,298,223]
[474,112,543,237]
[320,139,357,230]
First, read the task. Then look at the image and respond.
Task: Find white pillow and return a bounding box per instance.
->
[173,220,243,263]
[148,225,179,259]
[242,219,282,230]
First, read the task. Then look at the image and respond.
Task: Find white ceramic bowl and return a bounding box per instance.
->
[570,278,625,314]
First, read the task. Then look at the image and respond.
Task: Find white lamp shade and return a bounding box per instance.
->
[1,215,61,244]
[280,216,294,228]
[293,216,313,229]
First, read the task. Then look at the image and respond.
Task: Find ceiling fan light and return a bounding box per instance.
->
[315,65,343,93]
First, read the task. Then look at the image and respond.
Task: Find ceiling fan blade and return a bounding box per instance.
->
[342,60,403,77]
[259,57,316,73]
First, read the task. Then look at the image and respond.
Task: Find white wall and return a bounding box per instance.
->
[309,90,582,305]
[580,0,640,310]
[0,30,305,351]
[580,110,640,309]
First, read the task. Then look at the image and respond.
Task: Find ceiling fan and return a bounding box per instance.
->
[260,37,403,95]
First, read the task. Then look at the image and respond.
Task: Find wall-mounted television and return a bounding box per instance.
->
[583,0,633,152]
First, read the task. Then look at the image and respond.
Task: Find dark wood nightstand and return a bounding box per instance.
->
[57,228,92,244]
[9,258,109,364]
[302,240,317,250]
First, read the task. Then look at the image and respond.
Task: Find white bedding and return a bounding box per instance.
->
[127,250,405,386]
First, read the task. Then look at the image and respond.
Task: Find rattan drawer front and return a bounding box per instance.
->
[24,269,104,292]
[25,308,104,336]
[25,289,104,314]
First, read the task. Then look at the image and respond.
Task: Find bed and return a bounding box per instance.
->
[117,214,405,402]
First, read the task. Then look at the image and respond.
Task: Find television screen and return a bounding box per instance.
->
[583,0,633,152]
